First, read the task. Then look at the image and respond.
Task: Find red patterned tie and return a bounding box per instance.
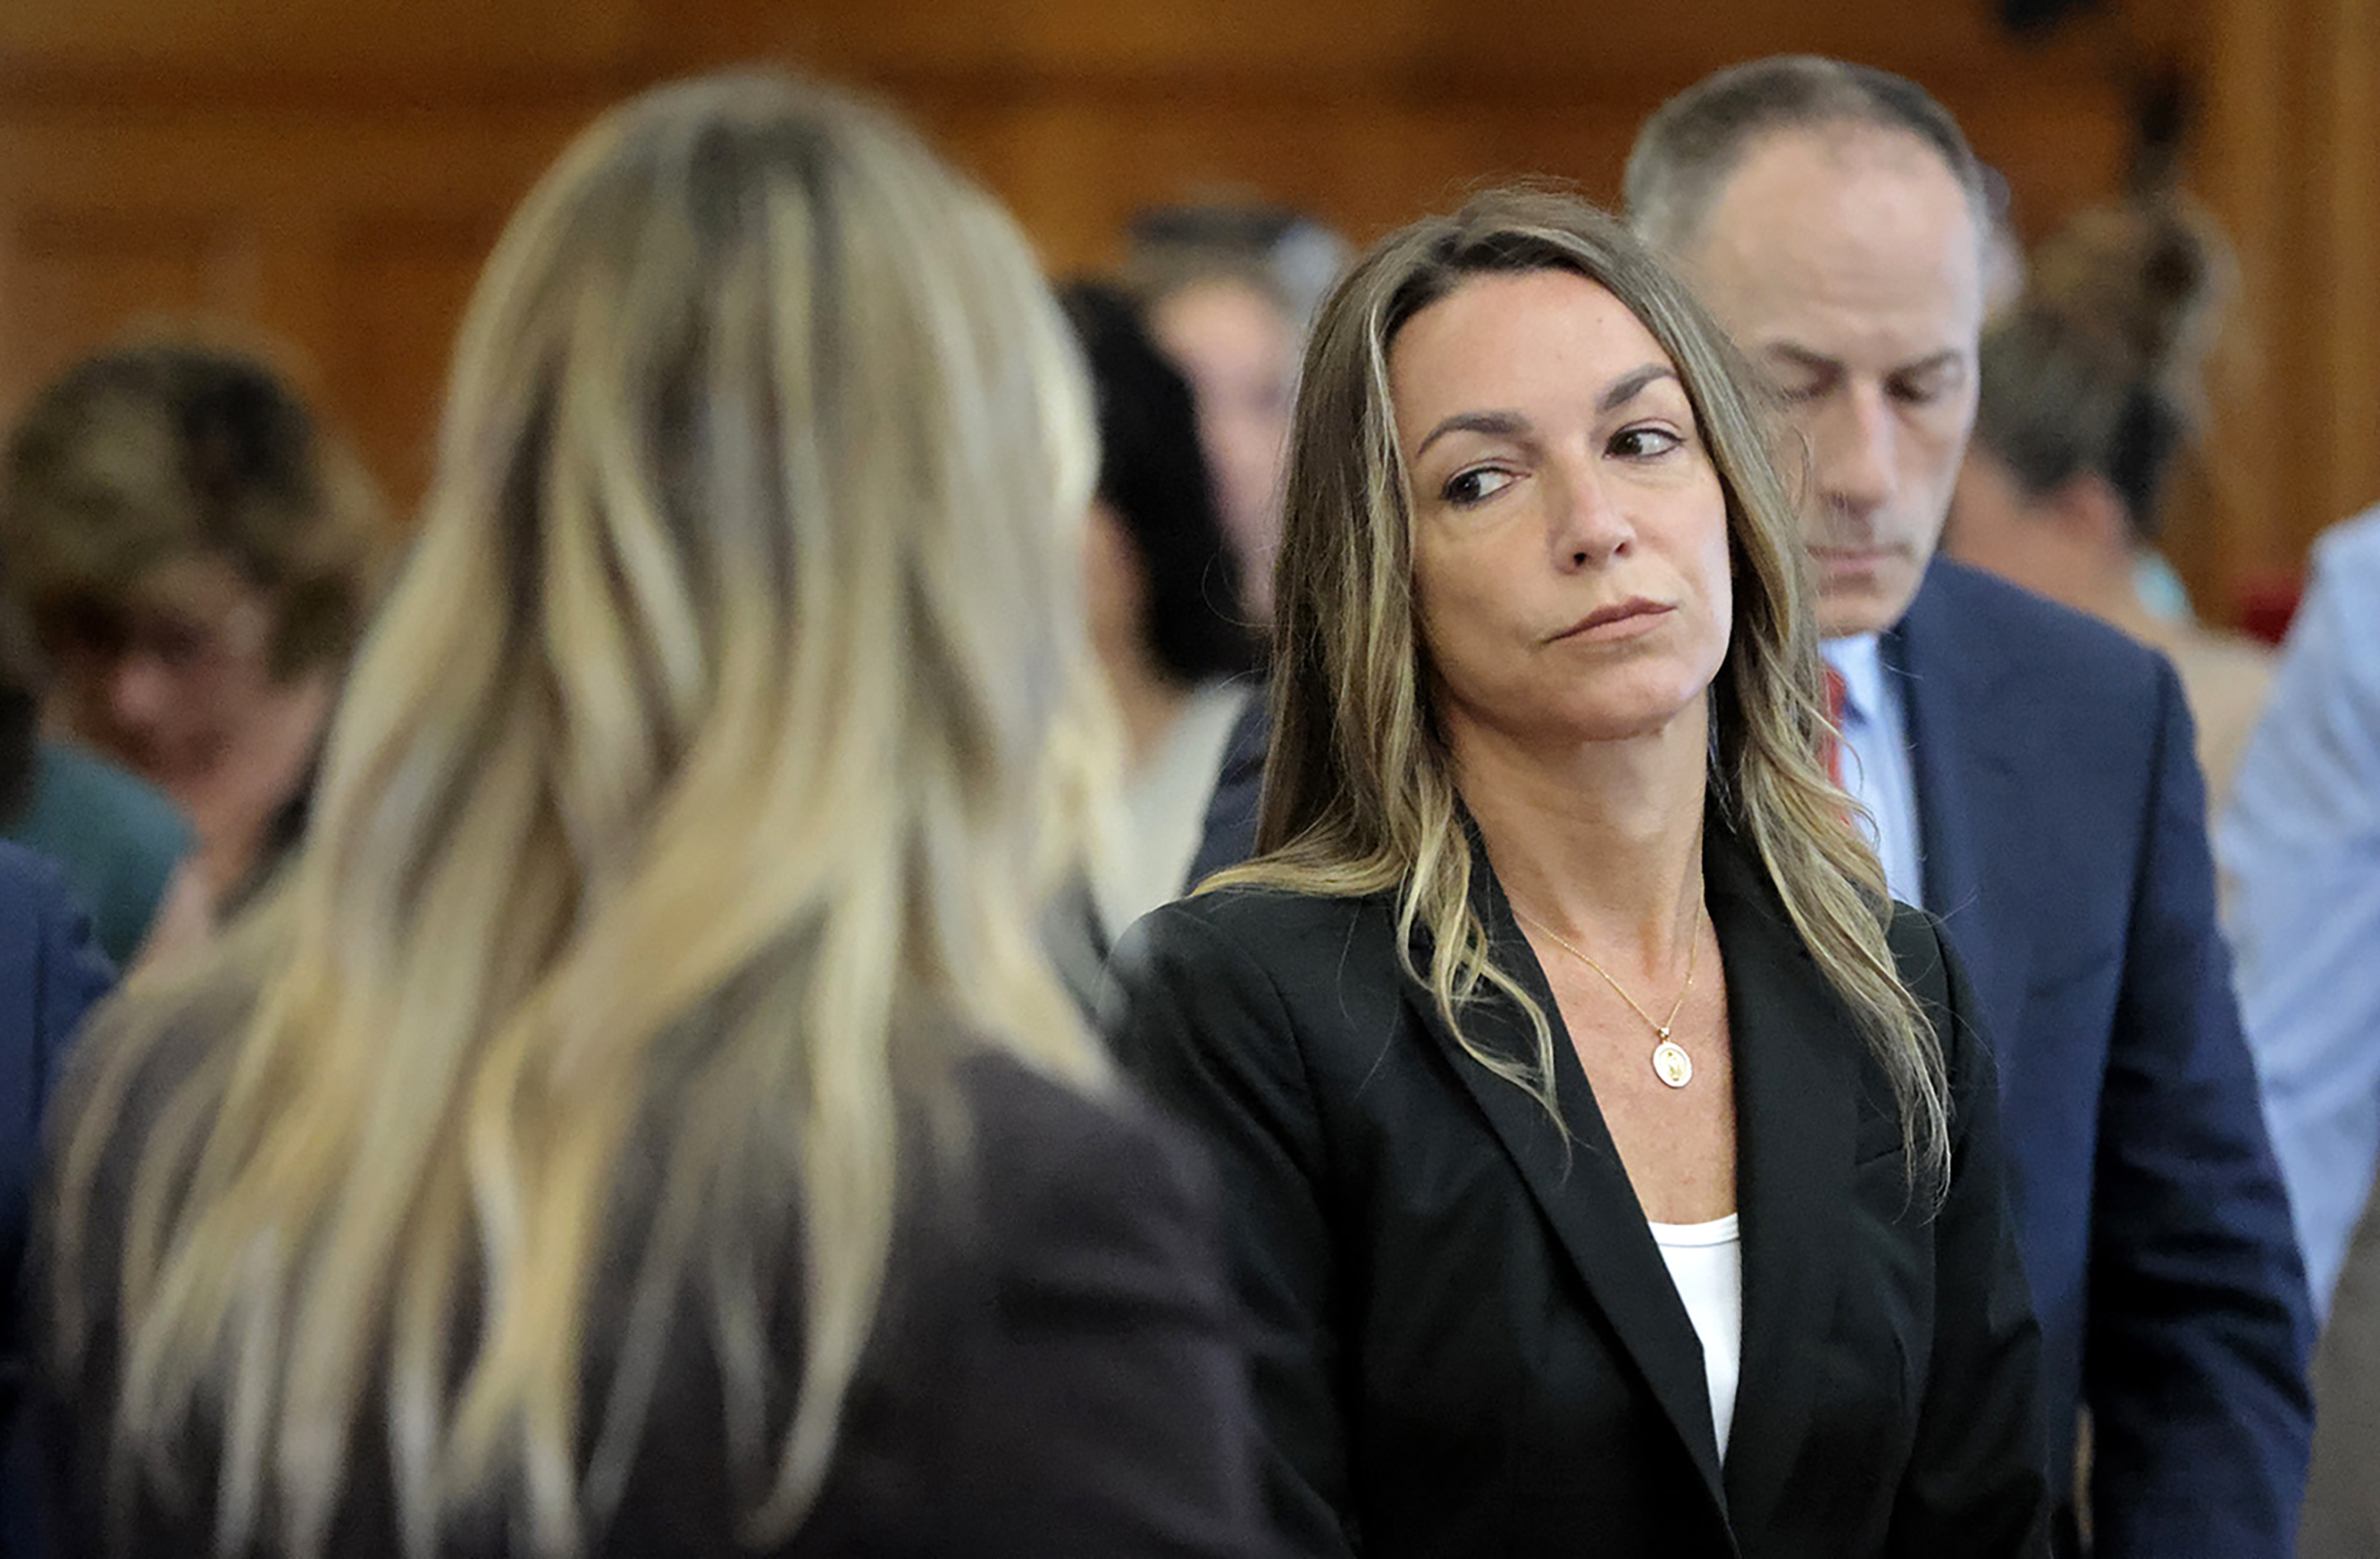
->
[1821,664,1848,786]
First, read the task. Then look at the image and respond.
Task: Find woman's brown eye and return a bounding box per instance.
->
[1611,427,1682,459]
[1444,468,1516,506]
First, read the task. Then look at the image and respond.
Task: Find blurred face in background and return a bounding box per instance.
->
[1676,126,1985,638]
[46,550,331,884]
[1148,277,1297,620]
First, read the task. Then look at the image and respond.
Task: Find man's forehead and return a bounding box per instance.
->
[1680,127,1985,361]
[1710,122,1974,226]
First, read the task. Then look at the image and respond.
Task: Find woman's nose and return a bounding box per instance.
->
[1550,462,1634,569]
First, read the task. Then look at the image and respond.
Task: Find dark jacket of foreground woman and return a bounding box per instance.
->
[30,1032,1272,1556]
[1107,819,2050,1558]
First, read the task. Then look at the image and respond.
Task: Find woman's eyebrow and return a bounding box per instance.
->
[1414,409,1529,460]
[1597,363,1679,413]
[1413,364,1680,460]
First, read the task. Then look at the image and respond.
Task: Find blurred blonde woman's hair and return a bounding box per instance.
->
[50,71,1110,1556]
[1211,187,1951,1191]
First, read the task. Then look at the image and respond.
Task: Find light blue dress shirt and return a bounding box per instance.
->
[2219,505,2380,1318]
[1823,633,1924,910]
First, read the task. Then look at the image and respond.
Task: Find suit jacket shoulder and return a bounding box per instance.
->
[1908,557,2168,692]
[792,1055,1270,1556]
[1893,557,2314,1556]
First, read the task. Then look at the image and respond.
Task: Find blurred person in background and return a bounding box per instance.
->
[0,342,389,926]
[1625,54,2310,1556]
[1946,197,2272,813]
[1123,202,1345,624]
[1057,281,1259,976]
[0,574,191,967]
[1128,205,1349,892]
[29,71,1265,1557]
[1111,186,2049,1557]
[2229,506,2380,1555]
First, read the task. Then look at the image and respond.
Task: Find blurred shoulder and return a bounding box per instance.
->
[2310,503,2380,584]
[1915,558,2168,694]
[28,745,192,855]
[951,1056,1209,1199]
[950,1052,1219,1241]
[1116,883,1395,983]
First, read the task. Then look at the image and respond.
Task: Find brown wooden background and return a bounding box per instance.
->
[3,0,2372,612]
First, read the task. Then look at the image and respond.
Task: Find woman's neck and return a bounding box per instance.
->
[1095,638,1195,773]
[1452,707,1708,965]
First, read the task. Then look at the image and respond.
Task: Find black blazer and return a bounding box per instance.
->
[32,1044,1271,1556]
[1108,823,2049,1558]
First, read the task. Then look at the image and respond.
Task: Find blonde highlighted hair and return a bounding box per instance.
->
[1214,187,1950,1190]
[50,71,1110,1555]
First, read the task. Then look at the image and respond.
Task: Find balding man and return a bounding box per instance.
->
[1622,56,2309,1557]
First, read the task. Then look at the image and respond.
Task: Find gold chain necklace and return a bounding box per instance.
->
[1513,906,1703,1089]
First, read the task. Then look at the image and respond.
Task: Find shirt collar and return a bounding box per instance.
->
[1820,633,1889,726]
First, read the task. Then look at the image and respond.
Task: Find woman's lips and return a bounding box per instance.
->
[1552,599,1673,642]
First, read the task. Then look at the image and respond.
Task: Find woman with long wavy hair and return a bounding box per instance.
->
[31,72,1265,1557]
[1107,188,2048,1557]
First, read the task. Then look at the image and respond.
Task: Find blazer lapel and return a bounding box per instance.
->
[1412,857,1732,1515]
[1888,590,1978,928]
[1890,571,2031,1026]
[1704,828,1858,1530]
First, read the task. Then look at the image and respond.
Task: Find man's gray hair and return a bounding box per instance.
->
[1623,55,1993,255]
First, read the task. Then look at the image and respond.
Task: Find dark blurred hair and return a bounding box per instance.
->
[1971,198,2231,541]
[1060,281,1259,683]
[0,339,386,681]
[1122,201,1348,325]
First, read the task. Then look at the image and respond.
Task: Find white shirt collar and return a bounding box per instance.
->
[1820,633,1889,726]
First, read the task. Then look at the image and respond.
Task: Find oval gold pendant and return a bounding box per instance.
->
[1651,1041,1694,1089]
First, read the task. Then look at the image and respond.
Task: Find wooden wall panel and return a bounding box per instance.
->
[0,0,640,79]
[2311,0,2380,540]
[0,214,241,411]
[326,215,511,501]
[0,98,589,440]
[6,0,2349,613]
[2191,0,2380,590]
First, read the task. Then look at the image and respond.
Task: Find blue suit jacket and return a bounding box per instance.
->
[0,842,113,1557]
[1188,558,2315,1555]
[0,843,113,1345]
[1889,560,2309,1555]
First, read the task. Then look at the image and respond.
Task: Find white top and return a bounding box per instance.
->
[1088,679,1253,942]
[1647,1212,1744,1459]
